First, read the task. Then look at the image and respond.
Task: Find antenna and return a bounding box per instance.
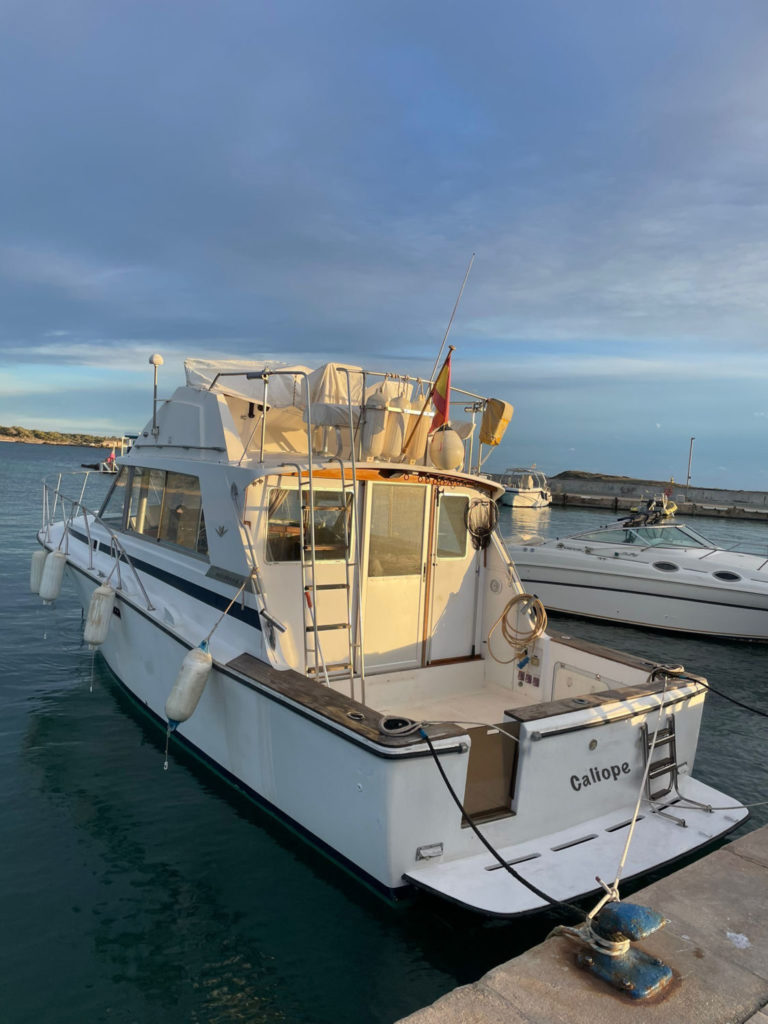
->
[429,253,475,382]
[149,353,164,436]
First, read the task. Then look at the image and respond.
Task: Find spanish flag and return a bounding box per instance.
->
[430,349,452,432]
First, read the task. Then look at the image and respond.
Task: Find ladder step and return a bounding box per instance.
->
[652,728,675,745]
[306,623,351,632]
[304,583,349,591]
[307,662,352,675]
[302,505,347,512]
[648,756,677,779]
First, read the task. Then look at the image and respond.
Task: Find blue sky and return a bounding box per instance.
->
[2,0,768,487]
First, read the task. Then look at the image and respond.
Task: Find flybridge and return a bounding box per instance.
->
[157,357,515,474]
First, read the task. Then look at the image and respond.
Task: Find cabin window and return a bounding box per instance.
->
[127,468,165,539]
[126,468,208,556]
[98,467,129,526]
[437,495,469,558]
[713,570,741,582]
[652,561,679,572]
[368,484,425,577]
[266,488,351,562]
[159,472,208,555]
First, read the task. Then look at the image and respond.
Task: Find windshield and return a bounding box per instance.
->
[577,524,714,549]
[504,469,545,489]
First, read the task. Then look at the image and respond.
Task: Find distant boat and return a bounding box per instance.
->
[81,434,136,474]
[498,468,551,508]
[509,509,768,638]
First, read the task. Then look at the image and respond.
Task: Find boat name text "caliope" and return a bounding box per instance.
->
[570,763,631,791]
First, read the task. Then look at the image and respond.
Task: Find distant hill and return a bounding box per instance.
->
[550,470,636,482]
[0,425,119,447]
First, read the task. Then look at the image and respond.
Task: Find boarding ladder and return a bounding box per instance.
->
[210,364,367,698]
[293,372,366,701]
[642,714,679,802]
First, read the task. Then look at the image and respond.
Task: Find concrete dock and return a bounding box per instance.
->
[399,825,768,1024]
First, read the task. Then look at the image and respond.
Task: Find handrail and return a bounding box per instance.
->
[41,474,155,611]
[204,365,487,403]
[339,365,366,704]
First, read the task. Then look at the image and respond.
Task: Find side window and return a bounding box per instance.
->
[266,488,301,562]
[127,468,165,539]
[159,472,208,556]
[126,469,208,557]
[437,494,469,558]
[99,467,129,526]
[266,488,351,562]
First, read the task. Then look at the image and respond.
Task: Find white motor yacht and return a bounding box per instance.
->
[498,468,552,508]
[509,511,768,639]
[33,357,746,916]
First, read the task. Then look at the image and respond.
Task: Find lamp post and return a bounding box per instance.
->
[685,436,695,498]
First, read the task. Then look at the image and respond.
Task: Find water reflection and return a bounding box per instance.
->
[503,504,551,544]
[20,652,558,1024]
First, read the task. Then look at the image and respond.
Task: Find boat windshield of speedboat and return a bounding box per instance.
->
[572,522,715,550]
[32,355,747,917]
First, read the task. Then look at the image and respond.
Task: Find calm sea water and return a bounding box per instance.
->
[2,443,766,1024]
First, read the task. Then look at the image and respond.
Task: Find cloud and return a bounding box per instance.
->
[1,0,768,484]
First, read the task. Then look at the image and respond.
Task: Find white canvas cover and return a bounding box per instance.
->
[185,358,368,412]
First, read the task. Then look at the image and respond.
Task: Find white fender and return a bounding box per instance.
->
[83,584,117,648]
[165,645,213,726]
[39,550,67,603]
[30,549,47,594]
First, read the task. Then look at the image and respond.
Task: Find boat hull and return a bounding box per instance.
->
[514,560,768,639]
[60,546,748,916]
[499,491,551,509]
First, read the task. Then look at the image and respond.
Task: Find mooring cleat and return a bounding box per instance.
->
[575,902,673,1000]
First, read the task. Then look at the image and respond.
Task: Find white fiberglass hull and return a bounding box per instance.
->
[515,558,768,639]
[406,777,745,915]
[499,490,551,509]
[56,535,747,916]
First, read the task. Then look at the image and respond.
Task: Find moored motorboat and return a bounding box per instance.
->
[33,355,746,915]
[509,510,768,639]
[496,468,552,508]
[81,435,136,474]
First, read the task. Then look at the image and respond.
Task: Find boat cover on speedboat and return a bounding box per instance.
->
[509,510,768,639]
[32,356,747,916]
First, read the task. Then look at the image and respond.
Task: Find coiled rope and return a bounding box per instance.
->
[487,593,548,663]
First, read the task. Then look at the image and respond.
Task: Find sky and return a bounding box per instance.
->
[2,0,768,487]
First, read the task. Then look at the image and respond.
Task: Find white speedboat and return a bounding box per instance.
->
[32,357,746,916]
[498,468,551,508]
[509,511,768,639]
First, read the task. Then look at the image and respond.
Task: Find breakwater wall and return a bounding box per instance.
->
[550,474,768,509]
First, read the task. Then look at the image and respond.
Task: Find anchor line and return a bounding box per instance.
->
[586,671,671,920]
[698,680,768,719]
[418,728,582,917]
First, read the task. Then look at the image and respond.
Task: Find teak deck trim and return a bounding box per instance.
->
[227,652,466,747]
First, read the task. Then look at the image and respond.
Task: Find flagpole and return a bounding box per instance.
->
[403,345,454,452]
[429,252,475,382]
